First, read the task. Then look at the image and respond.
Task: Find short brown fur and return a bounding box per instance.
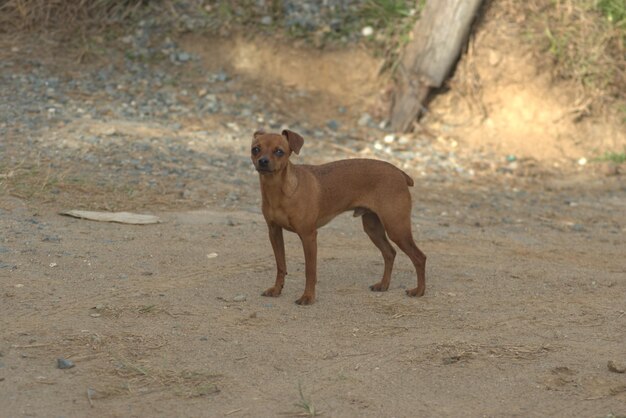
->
[251,129,426,305]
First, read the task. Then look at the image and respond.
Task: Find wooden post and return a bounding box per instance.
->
[390,0,483,132]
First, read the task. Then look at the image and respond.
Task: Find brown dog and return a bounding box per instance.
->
[251,129,426,305]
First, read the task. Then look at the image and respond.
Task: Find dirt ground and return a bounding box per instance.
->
[1,19,626,418]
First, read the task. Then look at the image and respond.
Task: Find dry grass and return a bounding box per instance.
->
[108,356,221,398]
[0,0,147,33]
[50,332,220,400]
[499,0,626,110]
[431,341,557,364]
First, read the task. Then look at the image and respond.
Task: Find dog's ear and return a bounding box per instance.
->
[253,129,266,139]
[282,129,304,155]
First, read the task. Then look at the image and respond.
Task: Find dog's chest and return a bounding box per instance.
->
[262,197,295,230]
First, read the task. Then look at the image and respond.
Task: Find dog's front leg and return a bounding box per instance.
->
[262,223,286,297]
[295,230,317,305]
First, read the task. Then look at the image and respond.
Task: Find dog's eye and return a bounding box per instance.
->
[274,149,284,157]
[252,146,261,155]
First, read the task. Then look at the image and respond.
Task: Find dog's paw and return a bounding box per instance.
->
[295,294,315,305]
[262,286,282,297]
[406,286,425,297]
[369,282,389,292]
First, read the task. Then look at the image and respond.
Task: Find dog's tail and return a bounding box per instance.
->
[402,171,414,187]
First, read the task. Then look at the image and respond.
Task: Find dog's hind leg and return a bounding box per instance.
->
[380,208,426,297]
[361,211,396,292]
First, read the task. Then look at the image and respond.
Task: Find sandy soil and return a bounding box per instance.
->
[1,22,626,418]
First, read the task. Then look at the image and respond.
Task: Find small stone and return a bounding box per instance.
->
[442,355,461,365]
[233,294,247,302]
[327,120,339,131]
[383,134,395,144]
[488,49,501,66]
[177,52,191,62]
[357,113,372,127]
[260,16,273,25]
[103,127,117,136]
[577,157,587,166]
[215,71,229,82]
[57,358,75,369]
[608,360,626,373]
[199,336,208,341]
[90,313,101,318]
[361,26,374,37]
[207,252,218,259]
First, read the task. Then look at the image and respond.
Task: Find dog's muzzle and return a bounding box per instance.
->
[256,157,272,173]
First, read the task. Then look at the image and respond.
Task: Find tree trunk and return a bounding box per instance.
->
[390,0,483,132]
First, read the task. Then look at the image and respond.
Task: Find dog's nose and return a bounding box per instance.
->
[259,157,269,167]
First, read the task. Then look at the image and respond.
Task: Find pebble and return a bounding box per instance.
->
[57,358,75,369]
[361,26,374,37]
[217,71,229,82]
[233,294,247,302]
[608,360,626,373]
[357,113,372,127]
[326,120,339,131]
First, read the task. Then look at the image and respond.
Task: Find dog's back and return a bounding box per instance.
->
[303,158,413,187]
[299,159,413,223]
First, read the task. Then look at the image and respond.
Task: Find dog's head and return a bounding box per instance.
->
[251,129,304,175]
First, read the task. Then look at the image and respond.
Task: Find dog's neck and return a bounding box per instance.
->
[259,161,299,200]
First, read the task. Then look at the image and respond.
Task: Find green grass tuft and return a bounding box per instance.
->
[594,151,626,163]
[596,0,626,26]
